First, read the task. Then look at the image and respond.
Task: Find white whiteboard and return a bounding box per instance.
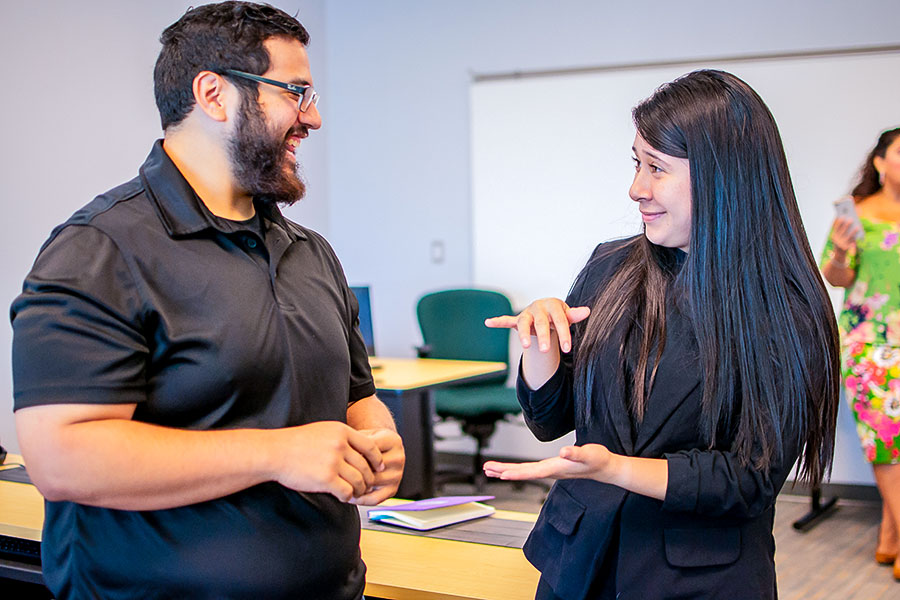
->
[471,50,900,312]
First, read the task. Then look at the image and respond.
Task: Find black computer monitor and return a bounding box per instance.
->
[350,286,375,356]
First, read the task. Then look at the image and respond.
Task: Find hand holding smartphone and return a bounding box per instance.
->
[833,196,864,241]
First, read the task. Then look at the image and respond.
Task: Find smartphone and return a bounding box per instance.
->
[833,196,864,241]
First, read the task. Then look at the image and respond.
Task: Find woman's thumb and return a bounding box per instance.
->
[559,446,583,462]
[566,306,591,324]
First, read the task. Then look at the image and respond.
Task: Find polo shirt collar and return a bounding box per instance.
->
[139,140,305,242]
[256,199,305,243]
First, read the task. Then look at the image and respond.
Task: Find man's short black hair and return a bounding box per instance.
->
[154,1,309,130]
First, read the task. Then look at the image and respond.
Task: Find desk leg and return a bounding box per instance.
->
[380,390,434,500]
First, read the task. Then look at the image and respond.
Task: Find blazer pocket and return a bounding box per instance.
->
[664,527,741,568]
[525,483,611,600]
[546,484,586,535]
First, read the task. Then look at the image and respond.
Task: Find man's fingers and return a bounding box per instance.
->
[346,428,384,473]
[325,473,356,503]
[338,430,379,492]
[369,430,405,477]
[361,428,402,452]
[352,429,404,501]
[337,461,371,498]
[342,449,376,491]
[351,485,393,506]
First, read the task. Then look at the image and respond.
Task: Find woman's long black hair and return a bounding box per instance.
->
[574,70,840,485]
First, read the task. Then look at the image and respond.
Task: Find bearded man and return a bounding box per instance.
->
[11,3,404,598]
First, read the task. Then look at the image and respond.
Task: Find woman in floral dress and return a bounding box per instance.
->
[822,127,900,580]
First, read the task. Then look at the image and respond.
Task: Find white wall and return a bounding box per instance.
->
[0,0,327,453]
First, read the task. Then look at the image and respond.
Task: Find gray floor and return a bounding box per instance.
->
[774,495,897,600]
[441,481,900,599]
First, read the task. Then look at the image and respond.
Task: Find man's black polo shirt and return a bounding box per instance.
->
[11,141,375,599]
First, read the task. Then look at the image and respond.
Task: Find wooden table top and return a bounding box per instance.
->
[0,457,42,542]
[370,357,507,392]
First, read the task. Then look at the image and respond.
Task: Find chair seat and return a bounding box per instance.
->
[434,384,520,418]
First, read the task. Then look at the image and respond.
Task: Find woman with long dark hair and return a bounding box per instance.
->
[483,70,840,599]
[821,127,900,580]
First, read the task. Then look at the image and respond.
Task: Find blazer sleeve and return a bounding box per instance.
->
[517,357,575,442]
[662,433,800,520]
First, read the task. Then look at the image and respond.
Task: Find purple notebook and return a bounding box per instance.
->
[378,495,494,511]
[367,496,497,530]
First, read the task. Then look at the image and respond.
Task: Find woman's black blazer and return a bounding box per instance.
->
[519,238,803,600]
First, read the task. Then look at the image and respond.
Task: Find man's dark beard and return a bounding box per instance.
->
[228,94,306,206]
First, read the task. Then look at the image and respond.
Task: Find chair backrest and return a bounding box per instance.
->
[350,285,375,355]
[416,289,513,382]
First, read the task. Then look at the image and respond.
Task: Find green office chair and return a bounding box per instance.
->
[416,289,524,492]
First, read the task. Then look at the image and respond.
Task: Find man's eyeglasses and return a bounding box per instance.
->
[224,69,319,113]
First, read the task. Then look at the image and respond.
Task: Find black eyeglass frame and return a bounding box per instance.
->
[223,69,319,112]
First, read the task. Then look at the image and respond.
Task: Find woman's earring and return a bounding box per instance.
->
[879,170,886,186]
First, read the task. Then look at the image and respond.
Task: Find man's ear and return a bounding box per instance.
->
[192,71,230,122]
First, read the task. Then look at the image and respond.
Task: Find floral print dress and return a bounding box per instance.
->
[822,218,900,464]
